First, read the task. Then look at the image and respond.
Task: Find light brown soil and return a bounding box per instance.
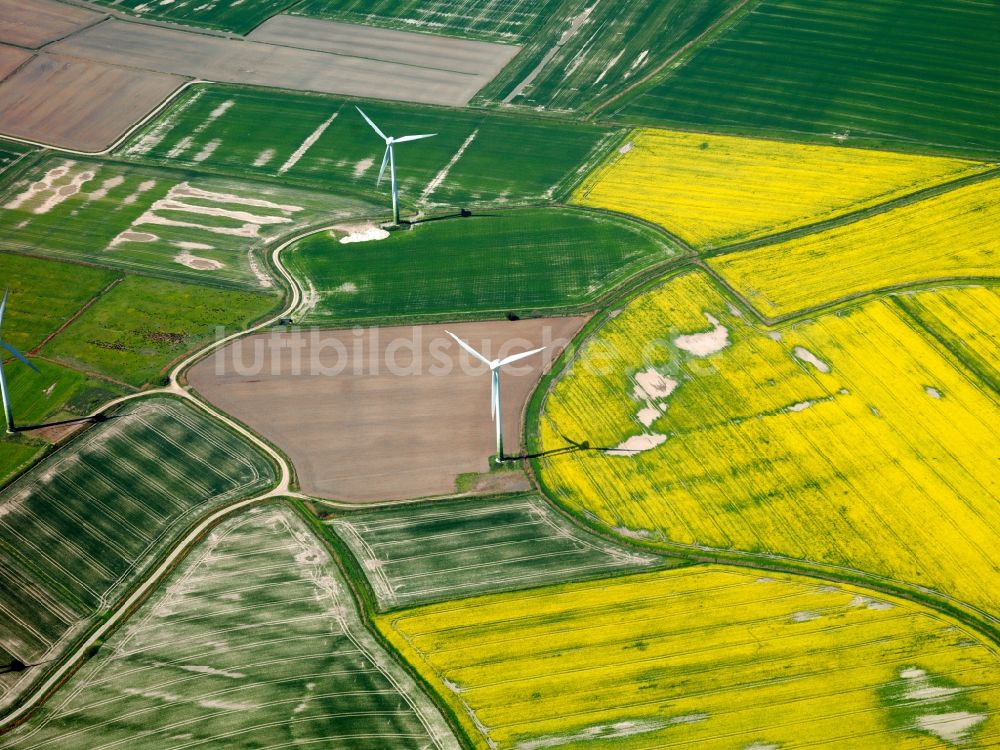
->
[188,317,586,502]
[0,45,31,82]
[51,17,519,107]
[0,0,105,49]
[0,54,184,150]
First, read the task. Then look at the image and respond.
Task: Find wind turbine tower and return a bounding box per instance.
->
[447,331,544,462]
[0,289,39,433]
[356,106,435,224]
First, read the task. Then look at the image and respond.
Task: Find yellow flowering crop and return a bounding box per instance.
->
[571,128,985,249]
[379,567,1000,749]
[535,271,1000,621]
[896,284,1000,391]
[710,176,1000,319]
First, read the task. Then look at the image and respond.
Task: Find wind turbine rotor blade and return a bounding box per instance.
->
[491,370,499,421]
[495,346,545,368]
[377,145,390,185]
[355,106,387,140]
[0,340,39,373]
[445,330,491,367]
[0,288,8,328]
[393,133,436,143]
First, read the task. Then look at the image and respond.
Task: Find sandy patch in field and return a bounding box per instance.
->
[793,346,830,373]
[609,433,667,455]
[519,719,667,750]
[786,400,812,412]
[279,113,336,174]
[636,406,662,427]
[674,312,729,356]
[175,241,213,251]
[333,282,358,293]
[917,712,985,743]
[0,0,104,49]
[175,252,223,270]
[617,140,633,154]
[925,386,942,399]
[421,129,478,203]
[337,224,390,244]
[88,174,125,200]
[633,369,677,401]
[254,148,276,168]
[188,317,585,502]
[352,157,374,178]
[109,231,158,248]
[0,53,184,151]
[5,161,96,214]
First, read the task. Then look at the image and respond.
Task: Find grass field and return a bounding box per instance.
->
[0,397,275,706]
[1,358,122,428]
[2,505,461,749]
[287,207,681,325]
[293,0,557,42]
[0,142,30,174]
[710,176,1000,318]
[611,0,1000,158]
[897,285,1000,395]
[0,252,118,353]
[84,0,299,34]
[534,271,1000,622]
[119,85,618,213]
[572,128,988,249]
[42,275,276,388]
[0,155,374,290]
[478,0,734,112]
[330,493,661,610]
[380,566,1000,749]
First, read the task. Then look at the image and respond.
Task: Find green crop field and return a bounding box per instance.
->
[293,0,559,42]
[42,275,276,388]
[0,142,30,175]
[479,0,734,113]
[611,0,1000,158]
[0,398,275,706]
[0,155,375,291]
[2,506,461,750]
[82,0,298,34]
[119,86,618,214]
[0,252,118,353]
[330,493,662,609]
[287,207,682,325]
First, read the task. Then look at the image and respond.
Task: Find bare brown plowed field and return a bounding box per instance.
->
[0,45,31,81]
[248,15,518,84]
[0,54,185,150]
[0,0,105,49]
[51,17,518,106]
[188,317,586,502]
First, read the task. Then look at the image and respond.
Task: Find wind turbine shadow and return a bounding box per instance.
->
[11,412,115,433]
[407,211,501,226]
[505,433,619,461]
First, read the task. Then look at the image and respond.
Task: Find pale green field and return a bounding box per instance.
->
[331,493,663,609]
[0,398,275,707]
[3,506,460,750]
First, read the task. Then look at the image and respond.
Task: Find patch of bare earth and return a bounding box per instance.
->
[188,318,586,502]
[0,45,32,81]
[0,54,184,150]
[0,0,105,49]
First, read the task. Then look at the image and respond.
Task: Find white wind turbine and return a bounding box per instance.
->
[0,289,39,433]
[356,106,435,225]
[447,331,545,462]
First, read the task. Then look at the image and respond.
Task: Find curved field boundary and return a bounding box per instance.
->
[524,267,1000,645]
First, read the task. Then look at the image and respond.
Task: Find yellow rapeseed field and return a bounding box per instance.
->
[379,567,1000,750]
[571,128,986,249]
[535,271,1000,620]
[709,176,1000,319]
[896,284,1000,392]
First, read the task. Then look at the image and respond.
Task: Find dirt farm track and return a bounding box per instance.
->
[189,317,586,502]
